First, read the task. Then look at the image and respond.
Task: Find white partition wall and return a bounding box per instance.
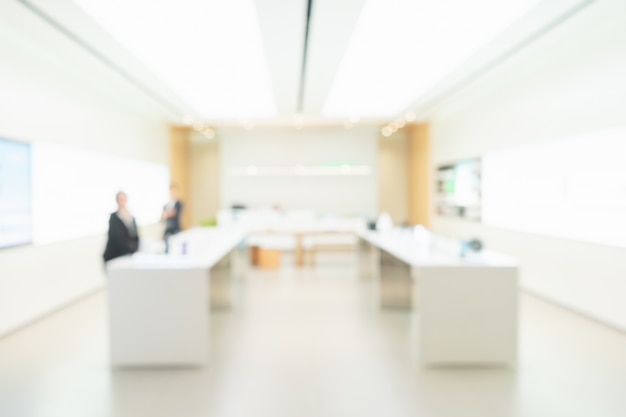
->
[482,127,626,248]
[0,3,169,337]
[219,126,378,217]
[429,0,626,331]
[31,143,169,245]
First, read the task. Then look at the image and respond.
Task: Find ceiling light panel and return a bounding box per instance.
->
[323,0,542,118]
[74,0,275,119]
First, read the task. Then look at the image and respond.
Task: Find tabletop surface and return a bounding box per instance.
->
[356,229,519,268]
[106,226,247,271]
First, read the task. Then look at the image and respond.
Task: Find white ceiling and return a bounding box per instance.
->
[14,0,593,126]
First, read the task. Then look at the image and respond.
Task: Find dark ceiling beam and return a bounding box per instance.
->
[296,0,314,114]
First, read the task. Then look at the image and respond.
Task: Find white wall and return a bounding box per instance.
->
[0,3,169,337]
[219,126,378,217]
[429,0,626,331]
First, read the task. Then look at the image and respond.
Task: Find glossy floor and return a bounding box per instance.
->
[1,252,625,417]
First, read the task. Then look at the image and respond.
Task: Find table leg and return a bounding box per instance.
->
[295,233,304,267]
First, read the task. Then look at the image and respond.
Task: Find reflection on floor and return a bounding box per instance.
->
[1,252,626,417]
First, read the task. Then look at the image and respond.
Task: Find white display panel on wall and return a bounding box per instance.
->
[0,138,32,248]
[482,126,626,248]
[31,142,169,245]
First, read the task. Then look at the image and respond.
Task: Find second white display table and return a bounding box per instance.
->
[357,229,519,366]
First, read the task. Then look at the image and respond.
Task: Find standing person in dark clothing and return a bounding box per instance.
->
[103,191,139,263]
[162,183,183,253]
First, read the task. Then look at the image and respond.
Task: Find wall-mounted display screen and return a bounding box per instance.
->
[436,158,481,221]
[482,126,626,247]
[0,138,32,248]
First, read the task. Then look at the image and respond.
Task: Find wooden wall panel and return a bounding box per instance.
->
[169,125,191,230]
[190,139,220,225]
[406,123,431,227]
[378,132,409,224]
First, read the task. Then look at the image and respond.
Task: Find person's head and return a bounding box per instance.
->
[169,183,179,199]
[116,191,127,210]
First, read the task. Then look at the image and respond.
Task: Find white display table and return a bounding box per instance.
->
[106,227,246,367]
[357,229,519,366]
[219,209,364,266]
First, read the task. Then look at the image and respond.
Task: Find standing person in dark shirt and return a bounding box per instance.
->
[162,183,183,252]
[103,191,139,263]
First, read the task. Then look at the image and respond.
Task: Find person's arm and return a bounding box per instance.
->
[130,218,139,253]
[162,203,179,219]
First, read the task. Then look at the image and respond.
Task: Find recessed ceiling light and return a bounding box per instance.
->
[323,0,542,117]
[74,0,276,119]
